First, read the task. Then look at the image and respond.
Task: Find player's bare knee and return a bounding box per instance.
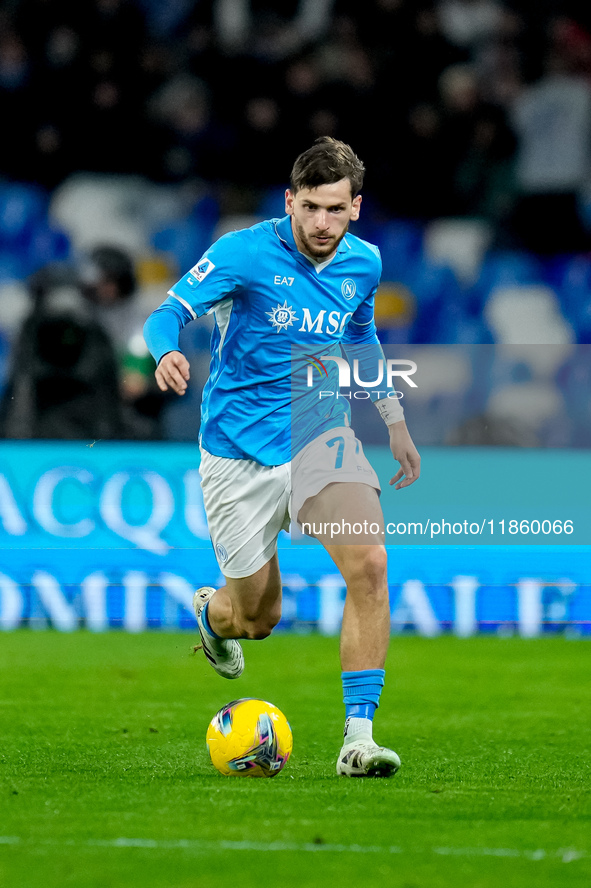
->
[362,546,388,588]
[343,545,388,590]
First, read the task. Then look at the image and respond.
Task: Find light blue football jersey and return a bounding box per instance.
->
[144,215,385,465]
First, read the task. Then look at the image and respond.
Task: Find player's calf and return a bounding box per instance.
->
[233,598,282,639]
[193,587,245,679]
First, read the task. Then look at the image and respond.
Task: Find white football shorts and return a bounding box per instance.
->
[199,427,380,578]
[291,426,380,520]
[199,446,291,579]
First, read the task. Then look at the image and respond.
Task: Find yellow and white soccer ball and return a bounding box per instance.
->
[206,698,293,777]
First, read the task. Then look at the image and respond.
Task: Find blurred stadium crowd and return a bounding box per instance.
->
[1,0,591,445]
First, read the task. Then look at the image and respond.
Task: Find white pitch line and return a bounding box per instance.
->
[0,837,587,862]
[89,839,398,854]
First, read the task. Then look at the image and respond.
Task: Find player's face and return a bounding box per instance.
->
[286,180,361,261]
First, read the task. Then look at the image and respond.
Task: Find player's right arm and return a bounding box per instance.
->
[155,350,190,396]
[143,230,253,395]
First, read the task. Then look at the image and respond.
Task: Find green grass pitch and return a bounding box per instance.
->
[0,631,589,888]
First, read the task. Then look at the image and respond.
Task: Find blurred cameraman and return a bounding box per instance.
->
[79,245,159,422]
[0,247,161,439]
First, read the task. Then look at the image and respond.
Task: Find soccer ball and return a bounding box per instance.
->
[206,698,293,777]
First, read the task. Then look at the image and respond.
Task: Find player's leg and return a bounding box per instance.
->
[298,480,400,777]
[193,554,282,679]
[300,481,390,668]
[205,552,283,640]
[195,448,290,678]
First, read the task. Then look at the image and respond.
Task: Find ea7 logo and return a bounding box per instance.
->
[274,275,295,286]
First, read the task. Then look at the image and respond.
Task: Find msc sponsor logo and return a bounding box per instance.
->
[267,301,298,332]
[298,308,352,335]
[265,305,355,335]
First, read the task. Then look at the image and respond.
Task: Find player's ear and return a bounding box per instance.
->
[350,194,362,221]
[285,189,295,215]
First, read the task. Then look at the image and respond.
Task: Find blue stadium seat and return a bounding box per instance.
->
[547,254,591,341]
[0,183,70,279]
[406,261,466,342]
[372,219,424,281]
[468,250,544,314]
[256,187,288,220]
[25,222,71,274]
[427,299,494,345]
[540,253,573,291]
[0,253,30,282]
[152,216,218,275]
[151,194,219,273]
[376,325,414,345]
[0,183,48,251]
[376,248,485,344]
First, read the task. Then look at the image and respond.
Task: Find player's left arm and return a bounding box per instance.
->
[388,419,421,489]
[342,276,420,489]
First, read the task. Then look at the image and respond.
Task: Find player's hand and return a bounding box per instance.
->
[155,350,190,396]
[388,420,421,489]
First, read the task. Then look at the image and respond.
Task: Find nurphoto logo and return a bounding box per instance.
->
[305,356,418,400]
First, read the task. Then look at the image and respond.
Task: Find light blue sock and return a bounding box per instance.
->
[342,669,385,741]
[201,602,222,639]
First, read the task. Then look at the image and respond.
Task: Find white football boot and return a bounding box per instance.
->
[193,587,244,679]
[337,721,401,778]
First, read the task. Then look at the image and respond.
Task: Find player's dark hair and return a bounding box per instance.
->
[290,137,365,198]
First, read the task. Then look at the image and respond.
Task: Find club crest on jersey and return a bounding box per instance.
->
[189,257,216,283]
[341,278,356,299]
[267,300,298,333]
